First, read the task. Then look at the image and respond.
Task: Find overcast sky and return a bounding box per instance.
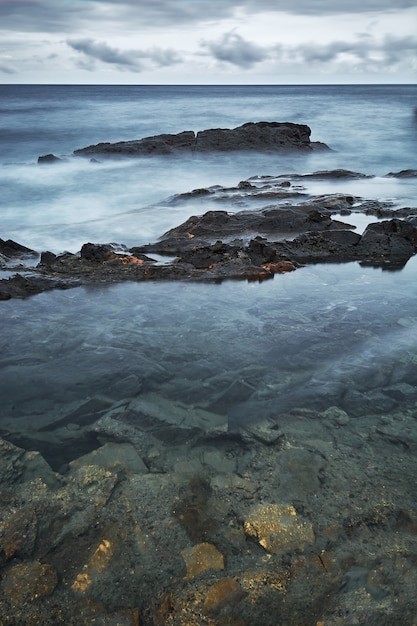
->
[0,0,416,84]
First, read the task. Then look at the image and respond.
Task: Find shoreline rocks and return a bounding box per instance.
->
[1,170,417,300]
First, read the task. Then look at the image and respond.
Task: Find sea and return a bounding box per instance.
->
[0,84,417,622]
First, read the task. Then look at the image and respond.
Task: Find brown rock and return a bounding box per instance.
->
[1,560,57,604]
[244,503,314,554]
[203,578,247,615]
[181,542,225,579]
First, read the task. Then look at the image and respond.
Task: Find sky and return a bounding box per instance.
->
[0,0,416,84]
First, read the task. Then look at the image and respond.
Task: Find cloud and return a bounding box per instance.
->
[0,63,16,75]
[285,34,417,67]
[68,38,142,70]
[1,0,415,36]
[202,32,267,68]
[67,38,182,72]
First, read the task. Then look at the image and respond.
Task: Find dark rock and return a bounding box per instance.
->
[1,175,417,300]
[0,239,37,259]
[37,153,63,164]
[276,169,372,180]
[385,169,417,178]
[74,121,330,157]
[358,219,417,260]
[194,121,314,152]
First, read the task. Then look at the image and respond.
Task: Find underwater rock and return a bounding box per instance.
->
[244,503,315,553]
[1,560,58,604]
[181,542,225,580]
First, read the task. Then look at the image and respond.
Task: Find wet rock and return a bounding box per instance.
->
[71,538,114,595]
[386,169,417,178]
[74,121,329,157]
[275,169,372,180]
[0,438,60,488]
[181,542,225,579]
[126,392,228,441]
[202,577,247,614]
[342,389,397,417]
[0,238,38,259]
[240,418,285,445]
[1,175,417,300]
[358,219,417,260]
[275,448,326,499]
[0,506,38,560]
[68,442,149,475]
[244,503,314,553]
[1,560,58,604]
[38,153,63,164]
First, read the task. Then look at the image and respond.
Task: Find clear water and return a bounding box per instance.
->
[0,85,417,623]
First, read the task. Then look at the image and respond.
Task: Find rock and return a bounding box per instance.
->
[385,169,417,178]
[1,175,417,300]
[203,578,247,614]
[194,121,315,152]
[71,538,114,595]
[244,503,314,554]
[68,442,148,475]
[0,238,38,259]
[0,506,38,560]
[1,560,58,604]
[358,219,417,261]
[321,406,350,425]
[126,392,228,441]
[37,153,63,164]
[74,121,330,157]
[181,542,225,580]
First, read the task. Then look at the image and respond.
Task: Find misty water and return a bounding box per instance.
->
[1,85,417,623]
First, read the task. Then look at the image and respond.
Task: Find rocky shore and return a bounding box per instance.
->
[1,163,417,624]
[1,169,417,301]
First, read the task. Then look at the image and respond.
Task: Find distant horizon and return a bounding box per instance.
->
[1,82,415,87]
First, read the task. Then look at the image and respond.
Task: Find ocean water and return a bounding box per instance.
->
[1,85,417,622]
[1,82,416,445]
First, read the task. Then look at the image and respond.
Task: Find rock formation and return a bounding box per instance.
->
[1,170,416,300]
[73,121,330,157]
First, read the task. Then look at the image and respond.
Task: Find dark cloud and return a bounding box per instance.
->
[287,35,417,66]
[67,38,182,72]
[0,0,415,35]
[68,38,142,71]
[201,33,267,68]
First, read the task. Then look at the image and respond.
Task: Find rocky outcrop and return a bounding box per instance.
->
[1,171,416,300]
[73,121,330,157]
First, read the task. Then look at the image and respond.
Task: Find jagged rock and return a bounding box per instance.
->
[74,121,330,157]
[1,174,416,300]
[0,238,38,259]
